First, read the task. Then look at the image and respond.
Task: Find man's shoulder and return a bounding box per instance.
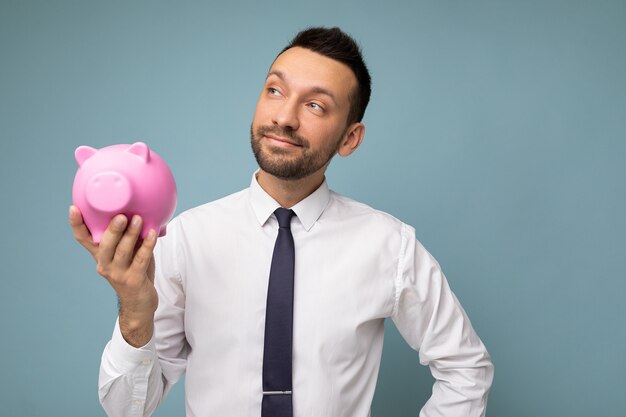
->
[327,190,412,232]
[174,187,250,224]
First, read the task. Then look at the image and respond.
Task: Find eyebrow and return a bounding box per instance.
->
[266,70,338,106]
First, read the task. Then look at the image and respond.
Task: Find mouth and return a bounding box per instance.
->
[264,134,303,148]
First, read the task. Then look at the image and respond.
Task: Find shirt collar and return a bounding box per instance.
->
[249,171,330,232]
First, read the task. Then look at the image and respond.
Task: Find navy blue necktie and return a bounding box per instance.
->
[262,208,296,417]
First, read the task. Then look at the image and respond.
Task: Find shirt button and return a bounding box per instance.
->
[142,359,152,365]
[133,400,143,405]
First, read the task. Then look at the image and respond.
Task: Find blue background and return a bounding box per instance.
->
[1,1,625,416]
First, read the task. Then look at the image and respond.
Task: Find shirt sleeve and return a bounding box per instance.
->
[391,224,494,417]
[98,319,165,417]
[98,218,188,417]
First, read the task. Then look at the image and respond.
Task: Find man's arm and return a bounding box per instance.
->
[97,238,187,417]
[391,227,494,416]
[70,206,181,416]
[69,206,157,346]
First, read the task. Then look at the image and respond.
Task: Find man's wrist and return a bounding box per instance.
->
[105,318,156,373]
[118,309,154,348]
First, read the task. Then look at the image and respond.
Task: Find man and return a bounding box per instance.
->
[70,27,493,417]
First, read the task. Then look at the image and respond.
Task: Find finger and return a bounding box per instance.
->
[97,214,129,264]
[69,205,98,256]
[129,229,158,276]
[113,215,143,266]
[147,255,156,284]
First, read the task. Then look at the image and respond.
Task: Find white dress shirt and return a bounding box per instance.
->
[99,173,493,417]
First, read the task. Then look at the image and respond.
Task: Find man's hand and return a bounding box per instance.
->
[69,205,158,347]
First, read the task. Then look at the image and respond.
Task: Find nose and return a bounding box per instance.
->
[85,172,132,212]
[272,98,300,131]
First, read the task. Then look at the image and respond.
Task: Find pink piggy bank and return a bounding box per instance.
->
[72,141,177,243]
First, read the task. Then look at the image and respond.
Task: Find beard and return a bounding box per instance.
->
[250,124,343,180]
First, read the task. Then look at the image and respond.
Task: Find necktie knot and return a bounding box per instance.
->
[274,208,295,229]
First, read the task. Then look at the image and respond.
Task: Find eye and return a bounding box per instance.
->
[267,87,282,97]
[308,102,324,112]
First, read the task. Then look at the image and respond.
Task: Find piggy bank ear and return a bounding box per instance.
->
[127,142,151,162]
[75,146,98,167]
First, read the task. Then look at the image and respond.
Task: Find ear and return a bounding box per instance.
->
[337,122,365,157]
[75,146,98,167]
[127,141,151,162]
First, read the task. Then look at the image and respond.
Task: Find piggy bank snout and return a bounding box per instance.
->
[85,171,132,212]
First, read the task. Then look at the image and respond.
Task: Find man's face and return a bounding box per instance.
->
[251,47,357,180]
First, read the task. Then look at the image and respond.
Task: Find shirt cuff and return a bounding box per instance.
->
[105,317,157,374]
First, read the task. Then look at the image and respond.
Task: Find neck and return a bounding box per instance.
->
[256,169,325,208]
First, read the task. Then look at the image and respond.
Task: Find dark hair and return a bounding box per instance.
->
[280,27,371,124]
